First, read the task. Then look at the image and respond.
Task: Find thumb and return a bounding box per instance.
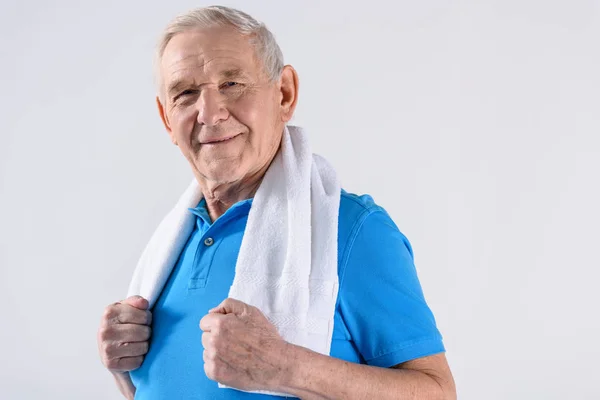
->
[121,295,149,310]
[209,298,248,316]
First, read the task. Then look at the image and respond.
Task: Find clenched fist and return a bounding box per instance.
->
[199,298,290,392]
[97,295,152,373]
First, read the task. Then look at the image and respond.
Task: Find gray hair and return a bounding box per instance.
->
[154,5,285,101]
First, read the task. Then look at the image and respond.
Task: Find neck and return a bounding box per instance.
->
[201,180,260,222]
[196,161,272,222]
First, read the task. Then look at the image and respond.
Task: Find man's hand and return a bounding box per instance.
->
[199,298,290,392]
[97,295,152,373]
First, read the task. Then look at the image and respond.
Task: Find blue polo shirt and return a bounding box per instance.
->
[130,190,445,399]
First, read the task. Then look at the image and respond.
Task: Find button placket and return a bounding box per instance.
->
[188,233,220,290]
[187,204,248,290]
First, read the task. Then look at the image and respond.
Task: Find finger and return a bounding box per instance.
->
[201,332,211,349]
[111,324,151,342]
[102,303,152,326]
[108,341,149,359]
[202,347,218,364]
[199,313,224,332]
[111,355,145,372]
[116,305,152,325]
[209,298,247,316]
[121,295,149,311]
[208,303,225,314]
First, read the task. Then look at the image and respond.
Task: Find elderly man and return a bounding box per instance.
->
[97,5,455,400]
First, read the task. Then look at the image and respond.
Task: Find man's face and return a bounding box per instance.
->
[158,26,286,185]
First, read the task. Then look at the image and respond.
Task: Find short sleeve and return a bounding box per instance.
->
[338,208,445,367]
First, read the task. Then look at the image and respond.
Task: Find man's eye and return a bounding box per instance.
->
[222,82,239,89]
[174,89,197,101]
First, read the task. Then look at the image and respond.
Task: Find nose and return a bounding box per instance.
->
[196,88,229,126]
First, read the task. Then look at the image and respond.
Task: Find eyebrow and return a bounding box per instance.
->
[166,80,190,98]
[166,68,249,98]
[221,68,247,81]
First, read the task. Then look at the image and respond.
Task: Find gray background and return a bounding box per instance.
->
[1,1,599,399]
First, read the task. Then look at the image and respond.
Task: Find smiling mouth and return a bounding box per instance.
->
[200,133,242,145]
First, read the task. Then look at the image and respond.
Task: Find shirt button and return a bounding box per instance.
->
[204,237,214,246]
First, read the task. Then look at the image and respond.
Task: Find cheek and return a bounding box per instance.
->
[170,106,197,139]
[231,97,260,127]
[233,93,280,139]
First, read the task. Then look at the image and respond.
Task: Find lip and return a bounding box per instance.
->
[200,133,242,145]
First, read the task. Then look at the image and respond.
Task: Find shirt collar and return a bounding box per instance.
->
[188,197,254,227]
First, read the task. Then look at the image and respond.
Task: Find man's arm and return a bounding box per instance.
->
[111,372,136,400]
[279,344,455,400]
[201,299,455,400]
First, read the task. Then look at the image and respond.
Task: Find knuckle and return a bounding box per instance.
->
[214,319,230,335]
[213,318,223,329]
[212,334,222,349]
[212,325,221,336]
[102,305,118,321]
[97,327,107,341]
[97,325,113,341]
[103,342,116,357]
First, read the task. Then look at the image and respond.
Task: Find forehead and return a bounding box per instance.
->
[160,27,260,81]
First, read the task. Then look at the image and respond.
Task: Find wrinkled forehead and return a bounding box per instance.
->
[160,27,261,82]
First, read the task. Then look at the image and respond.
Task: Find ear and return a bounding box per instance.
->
[279,65,299,122]
[156,96,177,145]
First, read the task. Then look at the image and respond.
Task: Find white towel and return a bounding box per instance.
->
[126,125,341,396]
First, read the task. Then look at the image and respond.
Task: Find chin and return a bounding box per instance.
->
[200,164,246,185]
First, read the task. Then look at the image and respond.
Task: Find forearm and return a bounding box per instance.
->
[279,345,454,400]
[111,371,136,400]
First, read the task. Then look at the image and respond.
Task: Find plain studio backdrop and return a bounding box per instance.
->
[1,0,599,399]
